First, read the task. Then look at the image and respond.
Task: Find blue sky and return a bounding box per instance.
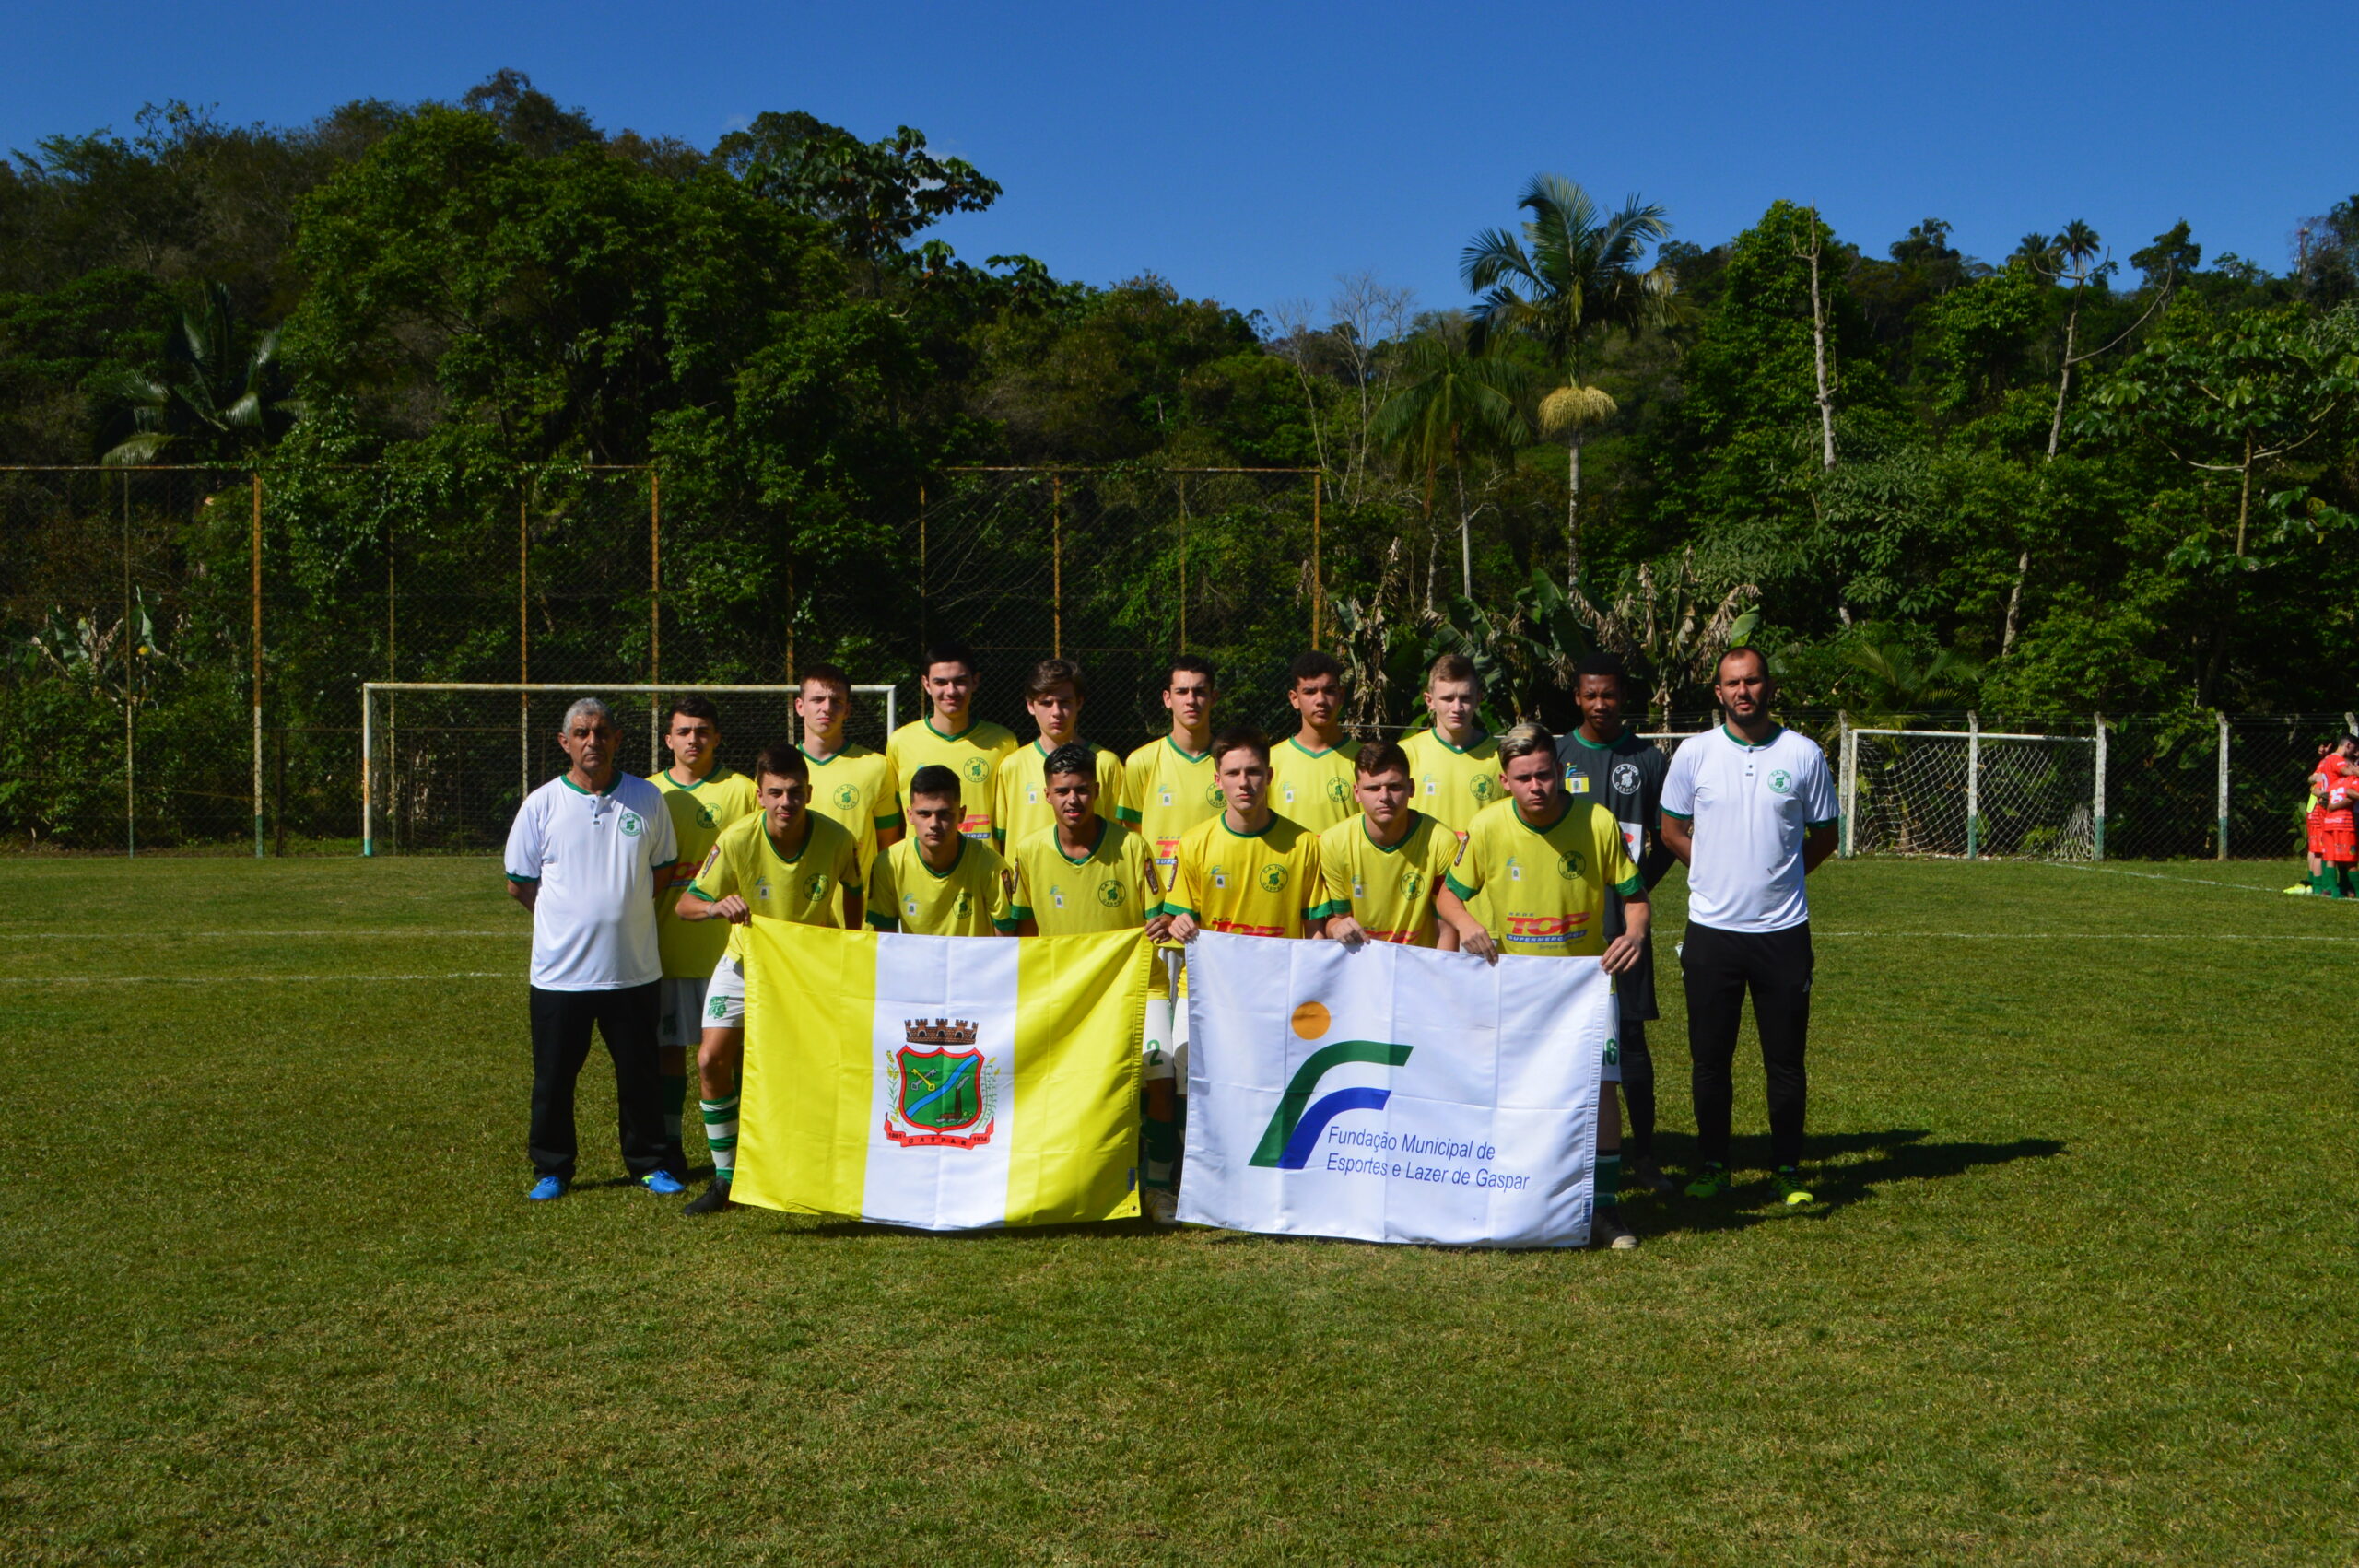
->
[6,1,2353,322]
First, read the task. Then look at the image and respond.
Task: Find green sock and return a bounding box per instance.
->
[661,1073,687,1145]
[701,1094,739,1181]
[1596,1153,1622,1208]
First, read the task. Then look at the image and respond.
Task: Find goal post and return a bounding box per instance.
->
[360,682,898,856]
[1844,724,2097,860]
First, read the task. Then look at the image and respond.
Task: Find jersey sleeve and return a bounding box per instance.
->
[1115,751,1145,825]
[1133,837,1164,911]
[1442,822,1485,901]
[835,825,864,895]
[644,791,679,872]
[1597,806,1643,897]
[874,755,903,834]
[1661,743,1697,821]
[1298,837,1327,924]
[687,835,736,902]
[1096,748,1125,822]
[1800,747,1840,828]
[864,847,898,930]
[1318,828,1354,918]
[1164,839,1203,921]
[502,797,546,883]
[988,859,1018,935]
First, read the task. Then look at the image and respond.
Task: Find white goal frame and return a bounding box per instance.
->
[359,681,898,857]
[1839,716,2105,861]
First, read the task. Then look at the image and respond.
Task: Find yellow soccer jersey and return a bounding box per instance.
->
[1119,735,1223,885]
[992,739,1123,850]
[1317,810,1461,948]
[1008,819,1162,936]
[801,743,899,877]
[1166,813,1325,939]
[1269,737,1362,834]
[885,717,1020,842]
[867,837,1017,936]
[1402,729,1503,837]
[654,766,761,977]
[687,809,863,959]
[1443,798,1641,957]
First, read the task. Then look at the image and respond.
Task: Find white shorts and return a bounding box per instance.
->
[703,954,746,1031]
[658,977,710,1049]
[1601,1035,1622,1084]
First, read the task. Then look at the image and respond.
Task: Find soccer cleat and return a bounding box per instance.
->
[526,1176,569,1202]
[2284,883,2313,895]
[1141,1188,1179,1225]
[1684,1163,1732,1199]
[1630,1156,1679,1198]
[1590,1207,1640,1250]
[1772,1168,1816,1207]
[682,1178,734,1215]
[640,1169,687,1197]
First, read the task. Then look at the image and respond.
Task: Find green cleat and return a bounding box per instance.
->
[2283,883,2314,895]
[1772,1168,1816,1206]
[1684,1163,1732,1199]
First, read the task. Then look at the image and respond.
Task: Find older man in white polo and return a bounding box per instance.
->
[504,697,685,1201]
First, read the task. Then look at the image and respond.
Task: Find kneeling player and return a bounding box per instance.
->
[672,743,863,1213]
[1318,741,1462,950]
[1434,722,1649,1249]
[868,766,1018,935]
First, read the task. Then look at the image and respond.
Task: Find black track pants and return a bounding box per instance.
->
[528,981,665,1180]
[1681,921,1813,1169]
[1618,1016,1657,1158]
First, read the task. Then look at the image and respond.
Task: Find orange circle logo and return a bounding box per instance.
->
[1289,1000,1332,1039]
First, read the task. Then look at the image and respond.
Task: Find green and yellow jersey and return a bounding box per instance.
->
[1008,818,1162,936]
[1316,810,1461,948]
[801,742,900,880]
[1402,728,1502,838]
[654,766,761,977]
[1119,735,1223,887]
[1444,797,1641,958]
[687,810,863,959]
[867,837,1017,936]
[1268,736,1361,834]
[884,717,1020,843]
[1166,812,1326,939]
[992,739,1124,850]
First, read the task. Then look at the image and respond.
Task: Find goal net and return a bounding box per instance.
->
[360,683,898,854]
[1845,728,2096,860]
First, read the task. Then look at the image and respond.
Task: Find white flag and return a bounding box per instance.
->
[1177,931,1610,1247]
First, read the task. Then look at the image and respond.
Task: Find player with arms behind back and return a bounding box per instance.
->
[1318,741,1462,950]
[672,743,863,1214]
[885,640,1018,844]
[868,766,1018,936]
[796,662,902,897]
[1268,651,1360,833]
[993,658,1124,853]
[1119,655,1223,890]
[1402,653,1500,839]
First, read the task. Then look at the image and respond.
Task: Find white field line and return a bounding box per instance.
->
[0,930,520,940]
[1807,931,2359,942]
[0,972,513,985]
[2042,862,2341,899]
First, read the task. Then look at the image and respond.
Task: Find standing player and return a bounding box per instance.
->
[1660,647,1839,1208]
[797,661,903,900]
[1119,654,1223,893]
[1165,728,1330,942]
[651,696,759,1177]
[992,658,1124,854]
[869,766,1018,936]
[1435,722,1649,1248]
[1402,653,1500,839]
[884,640,1019,843]
[672,743,863,1214]
[1268,651,1360,833]
[1555,651,1679,1196]
[1318,741,1463,950]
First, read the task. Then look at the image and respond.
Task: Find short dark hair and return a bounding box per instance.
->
[753,742,809,786]
[1574,651,1628,684]
[800,662,851,696]
[1426,652,1480,689]
[1716,645,1770,680]
[1210,725,1271,766]
[921,640,978,677]
[1043,743,1096,781]
[667,694,722,727]
[1355,740,1412,779]
[1289,650,1344,687]
[1027,657,1086,701]
[908,764,962,804]
[1167,653,1215,688]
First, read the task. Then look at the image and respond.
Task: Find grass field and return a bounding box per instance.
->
[1,854,2353,1566]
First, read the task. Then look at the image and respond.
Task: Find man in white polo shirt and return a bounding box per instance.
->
[1659,648,1839,1208]
[503,697,684,1202]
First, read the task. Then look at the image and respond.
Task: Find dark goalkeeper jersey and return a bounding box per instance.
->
[1555,727,1676,1022]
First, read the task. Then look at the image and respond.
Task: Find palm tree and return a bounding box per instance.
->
[1461,175,1681,593]
[1368,324,1532,601]
[100,282,301,464]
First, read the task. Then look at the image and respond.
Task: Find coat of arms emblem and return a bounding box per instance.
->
[883,1017,998,1149]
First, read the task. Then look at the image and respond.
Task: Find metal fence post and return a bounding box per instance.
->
[649,466,661,777]
[519,492,531,806]
[361,685,374,857]
[1837,711,1854,858]
[1051,472,1063,660]
[1311,472,1324,651]
[1966,710,1981,860]
[2215,709,2230,860]
[2092,713,2107,861]
[251,472,264,859]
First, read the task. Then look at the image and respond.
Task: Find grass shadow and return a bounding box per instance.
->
[1630,1127,2067,1236]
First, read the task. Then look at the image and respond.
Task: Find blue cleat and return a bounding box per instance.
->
[640,1169,687,1197]
[526,1176,569,1202]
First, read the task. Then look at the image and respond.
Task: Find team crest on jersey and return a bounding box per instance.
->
[1096,879,1124,907]
[698,805,718,827]
[833,784,857,809]
[618,811,643,837]
[1158,787,1172,806]
[804,873,828,901]
[1204,783,1224,806]
[1325,778,1348,803]
[963,757,990,782]
[1558,849,1585,879]
[1769,768,1793,794]
[755,876,771,901]
[954,889,973,919]
[884,1018,997,1149]
[1612,762,1642,794]
[1472,777,1495,801]
[1399,868,1423,899]
[1258,864,1287,893]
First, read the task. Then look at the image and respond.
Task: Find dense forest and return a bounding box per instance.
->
[5,71,2357,736]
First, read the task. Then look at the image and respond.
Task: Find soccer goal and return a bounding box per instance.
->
[359,682,898,855]
[1841,720,2101,860]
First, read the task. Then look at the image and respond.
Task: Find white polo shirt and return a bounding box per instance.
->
[1661,725,1838,934]
[503,772,679,990]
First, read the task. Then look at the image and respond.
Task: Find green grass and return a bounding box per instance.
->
[1,854,2353,1566]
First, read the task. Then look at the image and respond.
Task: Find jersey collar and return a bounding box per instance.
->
[1512,797,1571,836]
[1164,735,1210,764]
[1428,729,1490,755]
[762,814,815,864]
[1034,736,1085,758]
[1052,818,1108,867]
[1719,722,1784,751]
[558,773,619,798]
[1287,735,1346,758]
[1360,810,1424,853]
[924,715,980,743]
[1567,728,1625,751]
[914,836,968,880]
[800,744,852,766]
[1219,812,1275,840]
